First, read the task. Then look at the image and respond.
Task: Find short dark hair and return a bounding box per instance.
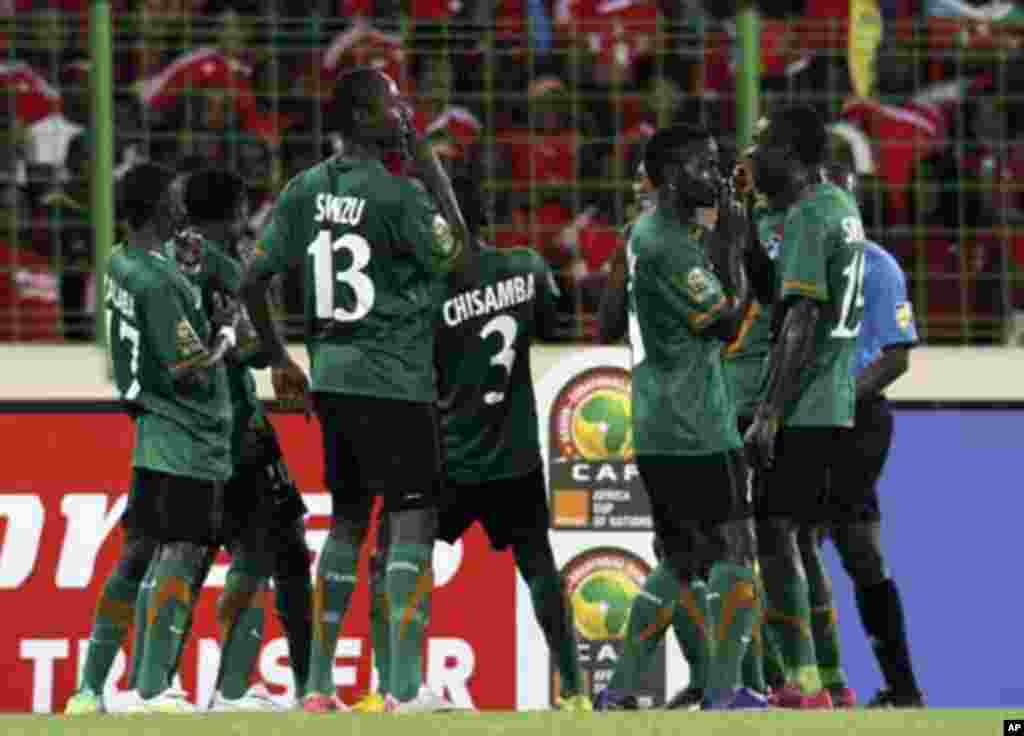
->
[184,169,246,223]
[770,104,828,168]
[643,124,712,189]
[117,163,176,230]
[328,66,392,137]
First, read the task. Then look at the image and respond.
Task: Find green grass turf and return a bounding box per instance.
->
[5,710,1024,736]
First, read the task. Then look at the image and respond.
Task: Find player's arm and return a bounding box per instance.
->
[410,136,472,273]
[857,249,919,399]
[597,243,627,344]
[702,184,754,342]
[745,206,827,468]
[241,183,303,370]
[143,280,229,386]
[745,209,777,306]
[534,253,562,342]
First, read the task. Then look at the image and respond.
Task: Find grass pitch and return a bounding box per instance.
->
[5,709,1024,736]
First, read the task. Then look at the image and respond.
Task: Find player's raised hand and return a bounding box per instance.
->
[272,357,312,420]
[744,410,780,471]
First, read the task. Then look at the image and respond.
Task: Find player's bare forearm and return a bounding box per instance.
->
[857,345,910,399]
[597,246,628,344]
[756,298,820,421]
[242,266,288,368]
[412,138,473,271]
[702,251,753,344]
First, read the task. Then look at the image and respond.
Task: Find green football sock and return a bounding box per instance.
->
[526,572,582,697]
[763,617,788,688]
[706,562,757,703]
[137,558,198,699]
[741,572,767,693]
[274,575,312,699]
[306,537,359,696]
[672,579,711,692]
[369,551,391,696]
[216,572,267,699]
[387,543,434,703]
[763,565,822,695]
[608,561,677,692]
[80,569,141,694]
[811,605,848,690]
[127,558,158,690]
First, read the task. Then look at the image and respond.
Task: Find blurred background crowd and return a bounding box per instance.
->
[2,0,1024,343]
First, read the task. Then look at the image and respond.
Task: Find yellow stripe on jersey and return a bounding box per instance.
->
[781,280,826,300]
[689,296,727,330]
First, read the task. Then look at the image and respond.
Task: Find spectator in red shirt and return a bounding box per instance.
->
[554,0,661,86]
[0,177,60,341]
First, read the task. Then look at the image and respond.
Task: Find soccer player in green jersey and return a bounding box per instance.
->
[242,67,471,713]
[68,163,235,714]
[172,169,312,711]
[359,175,589,712]
[596,124,764,712]
[745,105,867,710]
[598,160,715,712]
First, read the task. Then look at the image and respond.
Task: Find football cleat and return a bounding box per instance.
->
[301,693,348,713]
[702,687,770,711]
[107,690,145,714]
[768,683,833,709]
[352,692,387,713]
[593,688,638,711]
[140,687,195,714]
[829,686,858,708]
[208,684,285,712]
[867,689,926,708]
[64,689,104,715]
[384,686,460,713]
[665,685,705,711]
[554,694,594,712]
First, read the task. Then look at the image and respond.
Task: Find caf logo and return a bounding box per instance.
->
[551,367,634,462]
[563,547,650,641]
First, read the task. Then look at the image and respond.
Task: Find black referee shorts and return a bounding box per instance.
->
[314,392,442,514]
[827,396,894,523]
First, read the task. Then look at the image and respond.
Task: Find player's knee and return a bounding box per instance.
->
[118,534,159,581]
[833,522,888,588]
[273,521,312,581]
[389,507,438,547]
[160,541,213,577]
[756,518,797,560]
[796,525,822,554]
[717,519,757,566]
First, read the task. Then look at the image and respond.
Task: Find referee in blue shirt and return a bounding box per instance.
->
[798,162,925,709]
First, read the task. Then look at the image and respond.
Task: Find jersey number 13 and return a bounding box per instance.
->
[308,230,376,322]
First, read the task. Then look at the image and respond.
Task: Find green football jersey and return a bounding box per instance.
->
[249,156,460,403]
[172,232,268,467]
[105,244,232,481]
[437,247,558,484]
[627,209,742,456]
[776,182,866,428]
[722,206,784,419]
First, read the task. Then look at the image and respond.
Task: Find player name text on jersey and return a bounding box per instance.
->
[443,273,536,327]
[314,194,366,226]
[104,275,135,320]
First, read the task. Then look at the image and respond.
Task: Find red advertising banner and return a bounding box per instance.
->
[0,406,517,713]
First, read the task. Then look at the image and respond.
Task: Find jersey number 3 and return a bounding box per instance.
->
[480,314,517,405]
[308,230,375,322]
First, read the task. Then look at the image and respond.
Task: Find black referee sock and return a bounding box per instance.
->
[855,578,921,695]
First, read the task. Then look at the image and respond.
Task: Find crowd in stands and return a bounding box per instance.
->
[2,0,1023,342]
